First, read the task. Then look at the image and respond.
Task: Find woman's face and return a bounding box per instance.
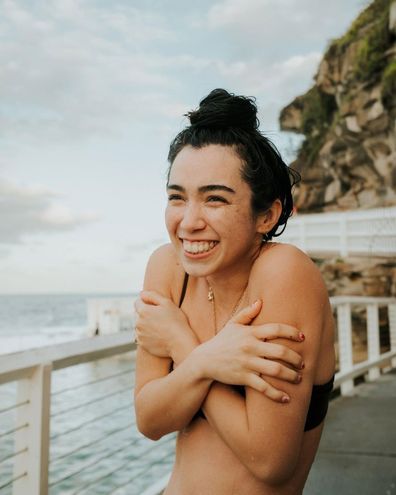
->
[165,144,264,278]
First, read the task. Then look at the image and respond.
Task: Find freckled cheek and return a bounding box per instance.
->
[164,207,179,236]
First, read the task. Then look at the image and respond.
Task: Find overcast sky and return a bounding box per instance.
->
[0,0,368,294]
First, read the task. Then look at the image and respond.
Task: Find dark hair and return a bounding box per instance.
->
[167,88,300,241]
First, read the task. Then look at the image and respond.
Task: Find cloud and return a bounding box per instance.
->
[0,0,178,141]
[0,178,98,245]
[207,0,362,34]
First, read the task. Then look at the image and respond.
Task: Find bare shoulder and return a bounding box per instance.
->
[144,243,185,303]
[251,242,327,299]
[249,242,329,329]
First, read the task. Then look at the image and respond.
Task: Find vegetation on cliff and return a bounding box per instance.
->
[279,0,396,213]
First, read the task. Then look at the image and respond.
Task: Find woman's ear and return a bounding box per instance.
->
[256,199,282,235]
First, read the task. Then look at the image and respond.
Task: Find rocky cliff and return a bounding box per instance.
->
[280,0,396,213]
[279,0,396,312]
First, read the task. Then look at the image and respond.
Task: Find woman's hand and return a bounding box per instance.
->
[194,300,305,402]
[134,290,197,358]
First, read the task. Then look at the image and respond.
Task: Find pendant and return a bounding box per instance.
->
[208,286,214,302]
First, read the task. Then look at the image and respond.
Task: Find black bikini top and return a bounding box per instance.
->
[177,273,334,432]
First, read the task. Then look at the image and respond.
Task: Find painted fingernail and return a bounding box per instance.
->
[281,395,290,403]
[252,300,260,307]
[300,361,305,369]
[296,374,302,383]
[299,332,305,341]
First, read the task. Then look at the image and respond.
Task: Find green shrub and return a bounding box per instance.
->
[354,9,390,81]
[301,87,337,136]
[381,61,396,107]
[326,0,391,56]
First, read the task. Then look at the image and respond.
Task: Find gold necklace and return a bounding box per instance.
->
[207,283,247,334]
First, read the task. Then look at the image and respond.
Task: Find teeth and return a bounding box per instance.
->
[183,240,217,254]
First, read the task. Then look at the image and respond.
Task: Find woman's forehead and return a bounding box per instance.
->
[169,144,244,187]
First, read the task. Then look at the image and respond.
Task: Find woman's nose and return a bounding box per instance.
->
[180,203,206,231]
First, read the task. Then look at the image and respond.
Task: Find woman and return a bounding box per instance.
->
[134,89,335,494]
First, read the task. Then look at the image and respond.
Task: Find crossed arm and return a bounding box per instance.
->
[134,244,327,483]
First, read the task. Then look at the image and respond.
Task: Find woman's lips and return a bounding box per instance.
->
[181,239,219,258]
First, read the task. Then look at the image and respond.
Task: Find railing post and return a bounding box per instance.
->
[13,363,52,495]
[337,303,354,395]
[367,304,380,381]
[389,303,396,368]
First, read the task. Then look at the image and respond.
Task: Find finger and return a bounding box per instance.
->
[253,323,305,342]
[232,300,262,325]
[248,357,302,384]
[257,341,304,369]
[245,375,289,403]
[140,290,168,306]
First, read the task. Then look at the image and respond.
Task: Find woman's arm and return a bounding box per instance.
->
[134,245,305,440]
[134,244,214,440]
[199,245,331,485]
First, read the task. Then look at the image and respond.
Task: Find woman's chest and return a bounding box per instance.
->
[184,302,215,343]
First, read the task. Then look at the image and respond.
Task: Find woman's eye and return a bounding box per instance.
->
[207,196,228,204]
[168,194,184,201]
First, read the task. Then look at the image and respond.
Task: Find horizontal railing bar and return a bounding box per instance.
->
[73,436,175,495]
[51,385,132,418]
[51,402,133,440]
[52,368,134,396]
[330,296,396,305]
[0,400,29,416]
[0,447,28,465]
[0,471,27,491]
[0,332,136,385]
[50,421,136,464]
[334,350,396,388]
[49,435,143,488]
[0,422,29,440]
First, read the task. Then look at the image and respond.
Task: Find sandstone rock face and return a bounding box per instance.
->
[280,0,396,214]
[315,257,396,298]
[279,0,396,302]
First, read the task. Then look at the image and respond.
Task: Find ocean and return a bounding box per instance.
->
[0,293,175,494]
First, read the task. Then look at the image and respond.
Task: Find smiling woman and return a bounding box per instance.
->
[134,89,335,494]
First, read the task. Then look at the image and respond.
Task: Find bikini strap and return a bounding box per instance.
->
[178,273,189,307]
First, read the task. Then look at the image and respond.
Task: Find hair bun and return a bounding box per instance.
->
[186,88,259,131]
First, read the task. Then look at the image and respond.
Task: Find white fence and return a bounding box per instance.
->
[278,206,396,257]
[0,296,395,494]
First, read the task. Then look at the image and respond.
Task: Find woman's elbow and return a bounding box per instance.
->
[134,400,164,441]
[248,456,296,486]
[135,412,164,441]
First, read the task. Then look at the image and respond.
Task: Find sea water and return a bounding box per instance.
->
[0,294,175,494]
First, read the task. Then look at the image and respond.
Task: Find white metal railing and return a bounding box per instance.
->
[0,295,395,494]
[330,296,396,395]
[278,206,396,257]
[0,333,175,495]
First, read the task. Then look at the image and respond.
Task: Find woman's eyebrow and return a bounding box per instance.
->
[167,184,236,194]
[167,184,184,192]
[198,184,236,194]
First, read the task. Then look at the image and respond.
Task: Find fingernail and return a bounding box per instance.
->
[300,361,305,369]
[299,332,305,341]
[252,300,260,307]
[281,395,290,403]
[296,374,302,383]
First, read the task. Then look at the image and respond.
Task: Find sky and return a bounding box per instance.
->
[0,0,369,294]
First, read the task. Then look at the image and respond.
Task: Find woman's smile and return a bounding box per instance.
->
[182,239,219,258]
